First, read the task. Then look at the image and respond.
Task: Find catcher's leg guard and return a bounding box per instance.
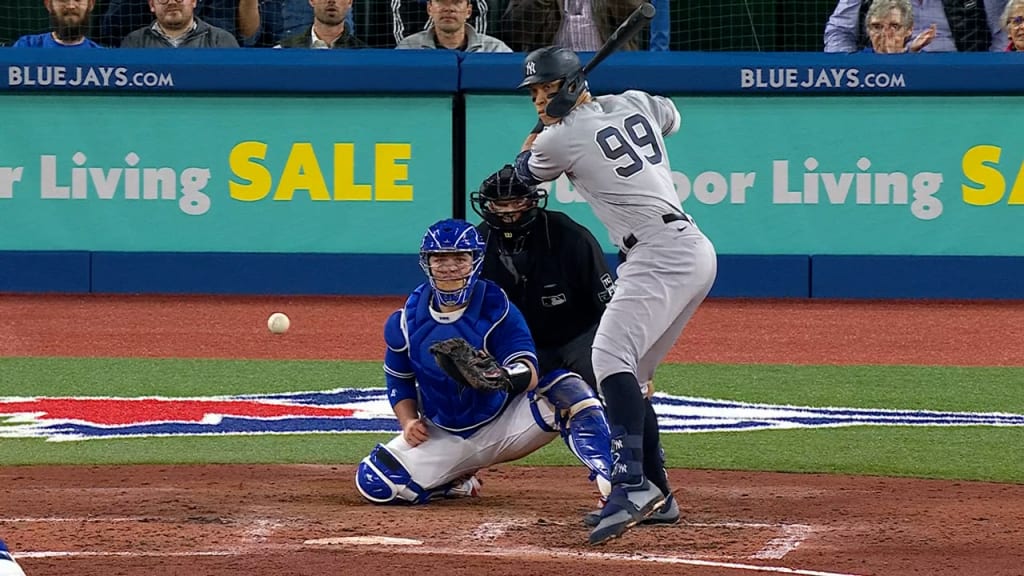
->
[537,370,612,496]
[0,539,25,576]
[355,444,431,505]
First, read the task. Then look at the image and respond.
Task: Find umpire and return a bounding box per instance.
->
[472,164,613,389]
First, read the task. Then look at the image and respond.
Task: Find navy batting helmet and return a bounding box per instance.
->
[471,164,548,232]
[518,46,581,88]
[518,46,587,119]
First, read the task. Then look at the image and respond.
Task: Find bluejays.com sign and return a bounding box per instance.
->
[8,65,175,88]
[740,67,907,90]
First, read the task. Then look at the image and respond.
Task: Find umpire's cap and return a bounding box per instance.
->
[518,46,582,88]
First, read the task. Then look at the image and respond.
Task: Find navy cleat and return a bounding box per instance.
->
[588,479,666,546]
[583,492,679,528]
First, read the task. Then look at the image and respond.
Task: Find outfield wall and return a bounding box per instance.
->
[2,50,1023,299]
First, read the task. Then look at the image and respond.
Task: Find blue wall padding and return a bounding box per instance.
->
[0,251,91,293]
[812,255,1024,299]
[601,254,810,298]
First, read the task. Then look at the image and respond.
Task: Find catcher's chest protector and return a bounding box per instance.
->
[403,282,512,428]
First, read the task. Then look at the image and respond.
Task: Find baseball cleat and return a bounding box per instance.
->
[588,479,666,546]
[442,475,482,498]
[583,493,679,528]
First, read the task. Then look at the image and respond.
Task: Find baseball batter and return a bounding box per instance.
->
[355,218,612,505]
[514,46,718,545]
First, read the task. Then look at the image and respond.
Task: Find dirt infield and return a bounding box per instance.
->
[5,465,1024,576]
[4,295,1024,365]
[3,295,1024,575]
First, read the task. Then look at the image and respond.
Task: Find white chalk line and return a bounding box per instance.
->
[467,518,812,561]
[13,544,863,576]
[392,544,864,576]
[753,524,813,560]
[0,517,168,523]
[8,516,840,575]
[18,551,239,559]
[243,517,283,543]
[470,519,531,541]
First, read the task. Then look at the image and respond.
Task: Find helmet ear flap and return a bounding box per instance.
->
[545,70,585,119]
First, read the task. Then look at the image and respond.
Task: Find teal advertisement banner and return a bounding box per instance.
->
[0,95,452,253]
[466,95,1024,256]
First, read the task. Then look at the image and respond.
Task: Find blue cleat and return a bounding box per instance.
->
[588,479,666,546]
[583,492,679,528]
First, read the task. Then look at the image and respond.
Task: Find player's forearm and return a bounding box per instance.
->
[521,132,539,153]
[237,0,260,39]
[392,398,420,428]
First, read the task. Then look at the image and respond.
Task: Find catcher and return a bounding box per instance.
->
[355,218,612,505]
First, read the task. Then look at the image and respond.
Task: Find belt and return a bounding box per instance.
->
[622,213,691,250]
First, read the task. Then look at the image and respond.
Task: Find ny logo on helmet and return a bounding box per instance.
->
[525,61,536,76]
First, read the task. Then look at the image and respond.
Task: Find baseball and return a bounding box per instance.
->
[267,312,290,334]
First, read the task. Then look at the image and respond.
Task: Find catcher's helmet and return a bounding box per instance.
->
[420,219,485,308]
[518,46,587,119]
[471,164,548,233]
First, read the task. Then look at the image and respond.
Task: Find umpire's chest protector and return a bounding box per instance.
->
[404,281,512,435]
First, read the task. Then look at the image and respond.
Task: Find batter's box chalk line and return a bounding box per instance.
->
[10,516,851,576]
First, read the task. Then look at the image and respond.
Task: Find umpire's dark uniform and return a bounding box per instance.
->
[478,210,613,389]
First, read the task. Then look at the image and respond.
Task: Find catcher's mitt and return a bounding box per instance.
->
[429,338,511,392]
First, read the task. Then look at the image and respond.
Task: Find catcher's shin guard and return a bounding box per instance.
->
[355,444,431,505]
[537,370,612,496]
[0,540,25,576]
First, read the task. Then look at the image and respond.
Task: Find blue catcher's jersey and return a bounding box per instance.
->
[383,280,537,438]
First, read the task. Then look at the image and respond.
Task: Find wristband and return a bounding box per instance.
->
[505,361,532,395]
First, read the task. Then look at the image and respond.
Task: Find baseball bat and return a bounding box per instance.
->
[581,2,656,76]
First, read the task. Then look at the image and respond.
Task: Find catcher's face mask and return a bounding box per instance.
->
[428,252,472,286]
[419,219,485,309]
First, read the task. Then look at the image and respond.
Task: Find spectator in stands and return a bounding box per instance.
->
[100,0,258,46]
[863,0,936,53]
[1003,0,1024,50]
[397,0,509,50]
[275,0,365,47]
[13,0,102,48]
[391,0,491,49]
[825,0,1008,52]
[256,0,346,47]
[499,0,643,53]
[120,0,239,47]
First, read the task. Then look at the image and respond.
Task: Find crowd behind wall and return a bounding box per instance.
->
[0,0,844,51]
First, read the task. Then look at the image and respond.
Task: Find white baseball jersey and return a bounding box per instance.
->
[525,90,683,248]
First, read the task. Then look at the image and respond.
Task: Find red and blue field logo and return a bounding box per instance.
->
[1,389,1023,441]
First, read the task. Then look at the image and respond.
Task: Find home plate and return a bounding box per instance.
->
[304,536,424,546]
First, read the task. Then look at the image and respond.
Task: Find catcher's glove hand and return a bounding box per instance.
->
[429,337,511,392]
